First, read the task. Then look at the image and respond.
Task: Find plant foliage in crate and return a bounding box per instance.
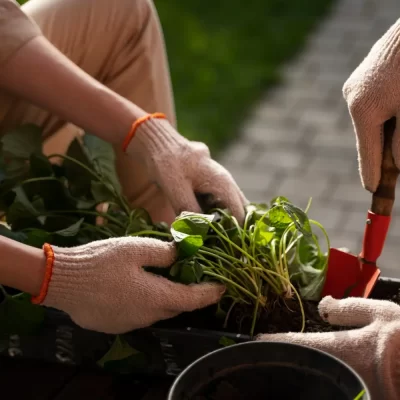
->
[0,124,331,374]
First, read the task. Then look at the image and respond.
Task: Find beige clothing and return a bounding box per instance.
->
[0,0,177,224]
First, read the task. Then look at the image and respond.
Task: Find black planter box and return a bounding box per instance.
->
[1,277,399,377]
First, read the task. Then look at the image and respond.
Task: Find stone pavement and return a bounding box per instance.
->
[218,0,400,278]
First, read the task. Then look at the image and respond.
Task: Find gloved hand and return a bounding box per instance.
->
[257,296,400,400]
[32,236,224,334]
[343,18,400,192]
[125,114,248,224]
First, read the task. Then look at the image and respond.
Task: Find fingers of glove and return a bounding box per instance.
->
[161,176,202,215]
[352,117,383,192]
[319,296,400,326]
[133,237,177,268]
[150,278,225,313]
[189,141,212,157]
[195,162,247,224]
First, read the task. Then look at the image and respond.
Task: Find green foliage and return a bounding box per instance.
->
[166,199,330,336]
[155,0,335,153]
[97,335,148,374]
[0,290,45,337]
[0,124,329,367]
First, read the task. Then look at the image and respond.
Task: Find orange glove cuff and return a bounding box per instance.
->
[31,243,55,305]
[122,112,166,152]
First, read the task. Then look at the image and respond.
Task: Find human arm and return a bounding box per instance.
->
[0,235,223,333]
[0,0,248,222]
[0,235,45,296]
[0,3,145,144]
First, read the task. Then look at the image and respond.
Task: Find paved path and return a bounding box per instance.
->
[218,0,400,278]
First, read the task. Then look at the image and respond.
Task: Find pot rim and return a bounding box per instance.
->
[167,341,370,400]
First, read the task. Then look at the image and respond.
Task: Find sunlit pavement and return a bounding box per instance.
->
[219,0,400,278]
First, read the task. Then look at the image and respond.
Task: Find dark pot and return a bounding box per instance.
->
[168,341,370,400]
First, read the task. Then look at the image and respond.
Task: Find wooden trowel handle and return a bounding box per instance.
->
[371,117,400,216]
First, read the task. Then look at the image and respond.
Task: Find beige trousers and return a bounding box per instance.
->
[0,0,177,224]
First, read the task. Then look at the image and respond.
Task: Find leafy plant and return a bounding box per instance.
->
[0,124,329,365]
[137,198,329,336]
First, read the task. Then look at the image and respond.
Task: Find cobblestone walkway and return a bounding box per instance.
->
[218,0,400,278]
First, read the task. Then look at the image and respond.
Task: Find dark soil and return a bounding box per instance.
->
[191,364,349,400]
[234,285,400,335]
[158,283,400,336]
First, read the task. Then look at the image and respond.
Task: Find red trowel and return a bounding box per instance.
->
[321,117,399,299]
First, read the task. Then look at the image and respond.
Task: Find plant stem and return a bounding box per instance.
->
[202,270,259,302]
[250,281,263,337]
[43,210,125,229]
[129,231,172,239]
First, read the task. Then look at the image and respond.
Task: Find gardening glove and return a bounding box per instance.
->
[257,296,400,400]
[31,236,224,334]
[124,114,248,224]
[343,18,400,192]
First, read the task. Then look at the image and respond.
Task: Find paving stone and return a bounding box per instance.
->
[341,210,370,233]
[328,231,363,256]
[273,172,330,207]
[217,0,400,279]
[306,152,357,177]
[255,147,305,171]
[312,131,357,151]
[331,180,371,208]
[306,203,342,232]
[218,141,254,166]
[225,168,275,193]
[242,122,300,146]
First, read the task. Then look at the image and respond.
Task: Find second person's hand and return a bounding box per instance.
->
[257,296,400,400]
[124,114,249,224]
[32,236,225,334]
[343,18,400,192]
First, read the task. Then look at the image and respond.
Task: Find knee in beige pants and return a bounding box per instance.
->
[0,0,176,224]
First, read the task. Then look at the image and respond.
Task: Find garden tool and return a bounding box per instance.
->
[321,117,399,299]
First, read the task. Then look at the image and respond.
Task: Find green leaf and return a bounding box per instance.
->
[0,224,27,243]
[82,135,122,195]
[54,218,84,237]
[0,124,43,178]
[25,229,52,248]
[171,212,214,257]
[29,153,53,178]
[254,220,275,246]
[288,235,327,301]
[90,181,113,203]
[97,335,139,368]
[6,188,45,227]
[219,336,236,347]
[178,259,204,284]
[64,138,94,198]
[281,201,312,237]
[267,205,292,230]
[0,292,45,337]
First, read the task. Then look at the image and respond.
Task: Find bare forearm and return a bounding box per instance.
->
[0,236,45,296]
[0,36,146,144]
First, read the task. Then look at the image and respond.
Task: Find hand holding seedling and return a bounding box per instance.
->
[31,236,224,334]
[257,296,400,400]
[343,18,400,193]
[124,115,248,224]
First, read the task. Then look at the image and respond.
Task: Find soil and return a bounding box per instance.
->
[234,285,400,335]
[190,364,348,400]
[159,283,400,336]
